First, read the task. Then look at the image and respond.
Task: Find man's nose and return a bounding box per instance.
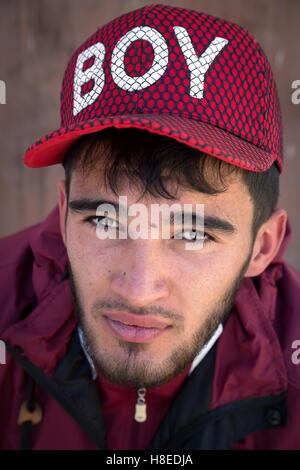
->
[109,240,171,307]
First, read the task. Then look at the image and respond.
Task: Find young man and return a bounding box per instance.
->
[0,4,300,450]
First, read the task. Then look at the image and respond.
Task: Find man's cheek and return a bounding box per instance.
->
[69,246,112,301]
[67,225,98,263]
[177,256,231,296]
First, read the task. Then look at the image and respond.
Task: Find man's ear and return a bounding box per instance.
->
[58,180,67,246]
[244,207,287,278]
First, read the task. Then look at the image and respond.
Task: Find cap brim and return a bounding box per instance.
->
[24,114,281,172]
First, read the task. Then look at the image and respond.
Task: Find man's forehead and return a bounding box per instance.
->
[68,161,251,219]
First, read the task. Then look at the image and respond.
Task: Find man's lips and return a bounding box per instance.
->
[104,310,171,328]
[102,310,172,343]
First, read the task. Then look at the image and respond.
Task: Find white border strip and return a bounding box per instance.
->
[188,323,223,375]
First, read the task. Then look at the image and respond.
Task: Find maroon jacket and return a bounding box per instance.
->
[0,205,300,450]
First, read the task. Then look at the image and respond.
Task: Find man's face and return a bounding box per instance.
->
[60,159,255,389]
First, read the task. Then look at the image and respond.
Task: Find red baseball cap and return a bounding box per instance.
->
[24,3,283,173]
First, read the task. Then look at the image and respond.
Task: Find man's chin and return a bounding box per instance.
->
[79,310,223,388]
[91,350,190,389]
[82,329,205,389]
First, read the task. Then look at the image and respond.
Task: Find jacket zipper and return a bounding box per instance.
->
[134,387,147,422]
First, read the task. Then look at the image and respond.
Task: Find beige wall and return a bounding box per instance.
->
[0,0,299,269]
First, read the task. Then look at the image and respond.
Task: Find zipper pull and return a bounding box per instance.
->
[134,387,147,422]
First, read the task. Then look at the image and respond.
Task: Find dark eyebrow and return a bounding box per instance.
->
[204,215,236,233]
[68,198,236,234]
[169,212,236,234]
[68,198,120,213]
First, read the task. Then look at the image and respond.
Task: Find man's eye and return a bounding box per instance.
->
[180,230,214,243]
[87,216,119,229]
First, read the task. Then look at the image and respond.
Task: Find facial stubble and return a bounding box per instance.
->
[68,248,253,389]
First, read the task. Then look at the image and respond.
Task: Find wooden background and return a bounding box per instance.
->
[0,0,299,269]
